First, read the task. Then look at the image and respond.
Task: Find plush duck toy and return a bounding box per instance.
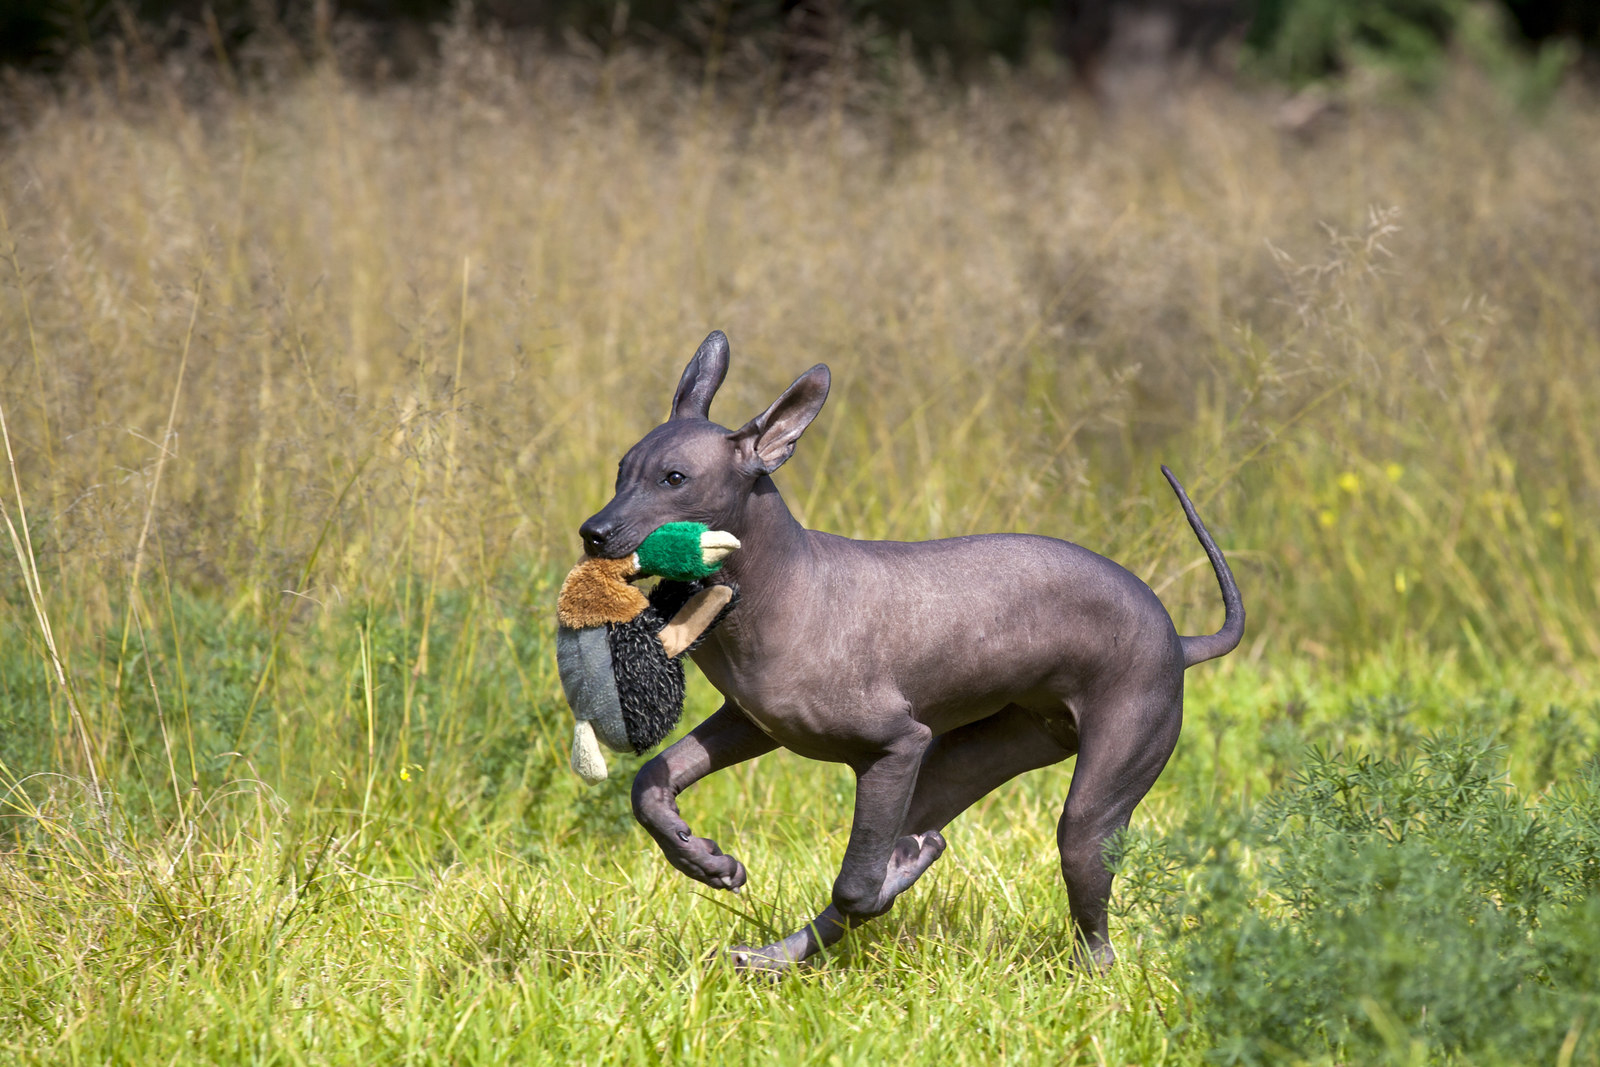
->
[556,522,739,785]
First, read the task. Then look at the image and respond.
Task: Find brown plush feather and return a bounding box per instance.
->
[557,556,648,628]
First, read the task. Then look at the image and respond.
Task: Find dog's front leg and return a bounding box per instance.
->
[631,703,777,890]
[731,725,945,974]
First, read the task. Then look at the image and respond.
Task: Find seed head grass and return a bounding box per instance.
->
[1,33,1598,1065]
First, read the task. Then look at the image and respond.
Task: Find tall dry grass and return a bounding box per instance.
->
[1,34,1598,779]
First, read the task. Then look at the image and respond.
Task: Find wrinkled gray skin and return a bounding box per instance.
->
[580,331,1245,975]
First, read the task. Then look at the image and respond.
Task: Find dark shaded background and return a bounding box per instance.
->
[1,0,1596,83]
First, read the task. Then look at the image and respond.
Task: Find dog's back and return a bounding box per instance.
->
[692,530,1185,749]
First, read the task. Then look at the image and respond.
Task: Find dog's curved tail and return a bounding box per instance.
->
[1162,465,1246,668]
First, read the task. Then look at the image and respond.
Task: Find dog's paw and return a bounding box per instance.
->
[1071,939,1116,976]
[724,944,793,979]
[882,831,947,896]
[670,835,747,891]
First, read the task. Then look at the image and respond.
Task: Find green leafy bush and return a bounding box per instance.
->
[1246,0,1464,85]
[1120,736,1600,1064]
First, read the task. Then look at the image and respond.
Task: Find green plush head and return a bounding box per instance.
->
[634,522,740,581]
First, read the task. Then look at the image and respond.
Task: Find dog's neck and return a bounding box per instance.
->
[713,475,810,620]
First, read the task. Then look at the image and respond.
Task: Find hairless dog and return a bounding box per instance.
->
[579,330,1244,974]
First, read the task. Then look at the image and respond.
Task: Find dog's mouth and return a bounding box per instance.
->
[578,518,644,560]
[581,535,641,560]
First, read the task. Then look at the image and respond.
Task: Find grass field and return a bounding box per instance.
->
[2,31,1599,1065]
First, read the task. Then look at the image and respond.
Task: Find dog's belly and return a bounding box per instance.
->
[700,636,1092,760]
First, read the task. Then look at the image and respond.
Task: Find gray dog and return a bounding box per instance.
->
[578,331,1244,973]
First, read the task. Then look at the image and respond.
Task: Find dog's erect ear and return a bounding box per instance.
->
[727,364,830,476]
[669,331,731,421]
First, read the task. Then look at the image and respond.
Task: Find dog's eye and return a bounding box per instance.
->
[662,471,687,487]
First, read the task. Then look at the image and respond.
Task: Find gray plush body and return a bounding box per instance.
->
[555,625,633,752]
[578,332,1244,973]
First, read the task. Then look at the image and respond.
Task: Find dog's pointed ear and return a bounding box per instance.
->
[669,331,731,421]
[727,364,830,476]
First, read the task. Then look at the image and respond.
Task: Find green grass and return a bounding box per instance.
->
[3,590,1596,1065]
[2,31,1599,1066]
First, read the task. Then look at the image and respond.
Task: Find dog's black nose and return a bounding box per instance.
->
[579,519,612,557]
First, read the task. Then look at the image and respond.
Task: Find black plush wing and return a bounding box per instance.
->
[607,608,686,754]
[648,579,740,656]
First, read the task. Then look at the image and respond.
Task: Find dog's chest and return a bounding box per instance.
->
[690,639,917,757]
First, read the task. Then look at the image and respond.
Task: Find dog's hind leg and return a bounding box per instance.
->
[901,704,1077,833]
[728,706,1073,975]
[1056,683,1183,971]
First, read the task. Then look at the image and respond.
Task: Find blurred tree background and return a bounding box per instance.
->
[0,0,1595,86]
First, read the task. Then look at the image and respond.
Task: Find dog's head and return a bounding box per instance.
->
[579,331,829,559]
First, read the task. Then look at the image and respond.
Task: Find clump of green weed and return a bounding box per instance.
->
[1120,734,1600,1064]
